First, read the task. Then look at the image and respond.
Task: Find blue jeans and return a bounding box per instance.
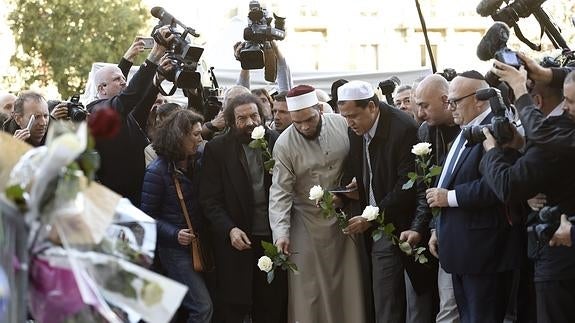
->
[159,246,213,323]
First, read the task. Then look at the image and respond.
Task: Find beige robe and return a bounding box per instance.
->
[269,113,366,323]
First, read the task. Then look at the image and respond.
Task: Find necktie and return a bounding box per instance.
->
[363,134,377,206]
[439,135,466,189]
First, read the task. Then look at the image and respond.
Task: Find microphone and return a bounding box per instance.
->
[476,22,510,61]
[476,0,505,17]
[151,6,182,26]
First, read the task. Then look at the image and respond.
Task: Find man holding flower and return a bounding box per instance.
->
[337,80,434,323]
[200,94,285,323]
[269,85,366,323]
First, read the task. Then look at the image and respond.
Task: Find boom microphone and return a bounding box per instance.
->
[476,22,510,61]
[476,0,505,17]
[151,7,182,26]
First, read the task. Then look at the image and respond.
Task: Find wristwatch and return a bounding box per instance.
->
[205,121,219,132]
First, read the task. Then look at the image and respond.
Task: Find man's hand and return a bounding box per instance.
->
[275,236,290,255]
[148,26,174,64]
[233,41,245,61]
[155,53,175,86]
[428,230,439,258]
[482,127,497,152]
[527,193,547,211]
[123,37,146,62]
[482,126,524,152]
[177,228,194,246]
[399,230,422,247]
[13,128,30,141]
[343,216,371,235]
[491,60,528,98]
[517,52,553,84]
[211,111,226,130]
[426,188,448,208]
[229,227,251,251]
[50,102,69,120]
[549,214,573,247]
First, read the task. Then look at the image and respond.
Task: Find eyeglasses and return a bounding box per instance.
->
[447,92,476,108]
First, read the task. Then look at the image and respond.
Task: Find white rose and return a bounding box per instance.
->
[257,256,274,272]
[399,241,413,255]
[361,205,379,221]
[308,185,324,201]
[251,125,265,140]
[411,142,432,156]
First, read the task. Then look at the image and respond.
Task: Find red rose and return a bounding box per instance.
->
[88,107,121,139]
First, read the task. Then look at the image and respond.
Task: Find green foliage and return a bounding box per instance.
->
[7,0,150,98]
[249,137,275,173]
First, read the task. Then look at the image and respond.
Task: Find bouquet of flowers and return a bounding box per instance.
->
[257,241,298,284]
[1,112,188,322]
[363,206,428,264]
[402,142,443,216]
[249,125,275,173]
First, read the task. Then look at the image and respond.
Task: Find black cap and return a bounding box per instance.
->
[457,70,486,81]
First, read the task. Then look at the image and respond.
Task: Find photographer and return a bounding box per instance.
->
[86,26,173,207]
[480,62,575,322]
[491,53,575,152]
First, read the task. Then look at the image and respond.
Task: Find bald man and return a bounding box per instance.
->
[0,93,16,117]
[403,74,461,323]
[426,71,523,322]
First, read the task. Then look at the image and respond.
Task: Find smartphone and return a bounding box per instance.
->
[328,186,357,194]
[26,115,35,130]
[141,37,154,49]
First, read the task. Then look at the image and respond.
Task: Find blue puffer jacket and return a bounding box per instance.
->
[140,155,203,249]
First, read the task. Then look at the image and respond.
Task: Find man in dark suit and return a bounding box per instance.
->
[200,94,286,323]
[426,71,523,322]
[482,61,575,323]
[338,80,432,323]
[406,74,460,323]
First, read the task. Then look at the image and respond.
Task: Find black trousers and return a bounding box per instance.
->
[535,278,575,323]
[217,235,287,323]
[452,271,513,323]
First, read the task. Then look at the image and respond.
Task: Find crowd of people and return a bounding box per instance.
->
[2,23,575,323]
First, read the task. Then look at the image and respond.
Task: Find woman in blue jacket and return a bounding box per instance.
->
[141,109,212,323]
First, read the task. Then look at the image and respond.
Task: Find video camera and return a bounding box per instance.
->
[150,7,204,95]
[461,87,515,145]
[239,1,286,71]
[378,76,400,106]
[527,205,575,246]
[476,0,569,51]
[477,22,523,69]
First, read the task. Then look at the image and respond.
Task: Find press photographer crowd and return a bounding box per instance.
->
[1,0,575,322]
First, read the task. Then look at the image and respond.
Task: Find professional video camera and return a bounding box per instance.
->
[150,7,204,95]
[378,76,400,106]
[476,0,570,51]
[477,22,523,69]
[239,1,286,72]
[461,87,515,145]
[47,94,88,122]
[527,205,575,246]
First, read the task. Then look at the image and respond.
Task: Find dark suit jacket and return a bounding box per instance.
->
[346,103,437,293]
[199,128,278,305]
[439,112,522,274]
[479,114,575,281]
